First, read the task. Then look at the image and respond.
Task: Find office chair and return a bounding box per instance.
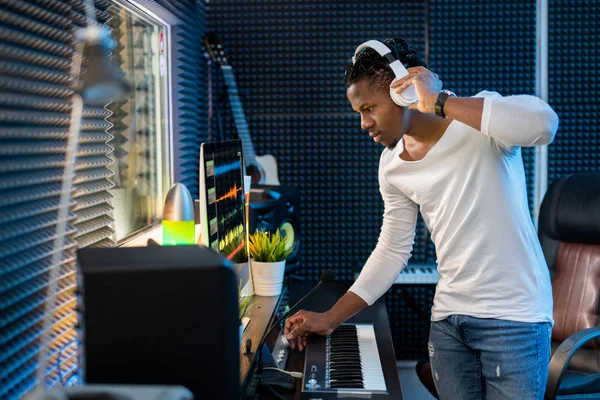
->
[415,172,600,399]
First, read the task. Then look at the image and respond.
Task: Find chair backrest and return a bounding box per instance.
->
[538,172,600,349]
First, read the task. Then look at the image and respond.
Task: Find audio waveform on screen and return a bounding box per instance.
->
[214,160,241,176]
[216,183,242,203]
[219,206,243,225]
[218,223,245,252]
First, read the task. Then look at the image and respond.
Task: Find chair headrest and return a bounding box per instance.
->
[539,172,600,244]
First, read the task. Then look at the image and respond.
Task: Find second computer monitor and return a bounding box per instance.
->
[199,139,248,263]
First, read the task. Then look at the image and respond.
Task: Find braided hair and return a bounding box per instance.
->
[344,37,427,93]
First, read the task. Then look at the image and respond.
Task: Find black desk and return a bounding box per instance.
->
[246,281,403,399]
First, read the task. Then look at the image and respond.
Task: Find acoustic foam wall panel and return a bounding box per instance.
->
[209,1,426,116]
[548,1,599,182]
[0,1,206,397]
[207,1,429,361]
[387,285,437,361]
[0,1,115,396]
[207,0,538,360]
[207,0,427,273]
[429,0,538,214]
[246,115,385,282]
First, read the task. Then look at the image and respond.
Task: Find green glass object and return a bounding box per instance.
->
[162,183,195,246]
[162,219,195,246]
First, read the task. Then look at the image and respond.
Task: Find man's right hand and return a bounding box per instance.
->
[283,291,368,351]
[283,310,334,351]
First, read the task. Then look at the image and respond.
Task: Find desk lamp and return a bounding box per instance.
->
[32,0,129,394]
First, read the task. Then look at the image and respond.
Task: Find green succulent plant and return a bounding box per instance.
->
[248,229,295,263]
[221,233,248,263]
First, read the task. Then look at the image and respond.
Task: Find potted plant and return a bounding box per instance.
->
[248,229,295,296]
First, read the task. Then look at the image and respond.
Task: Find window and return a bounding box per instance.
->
[106,0,171,242]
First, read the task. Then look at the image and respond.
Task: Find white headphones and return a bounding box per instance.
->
[353,40,417,107]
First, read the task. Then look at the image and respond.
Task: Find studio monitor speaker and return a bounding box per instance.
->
[249,184,301,272]
[77,245,240,399]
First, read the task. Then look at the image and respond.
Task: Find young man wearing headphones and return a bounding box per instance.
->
[284,37,558,399]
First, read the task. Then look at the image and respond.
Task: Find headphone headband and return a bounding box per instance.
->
[351,39,417,106]
[353,40,406,79]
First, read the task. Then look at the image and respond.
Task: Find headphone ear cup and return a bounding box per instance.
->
[390,78,418,107]
[390,87,406,106]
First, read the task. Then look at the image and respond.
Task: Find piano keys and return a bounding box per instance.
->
[301,323,388,399]
[283,281,403,399]
[394,263,439,284]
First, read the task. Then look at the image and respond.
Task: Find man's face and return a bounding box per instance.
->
[346,79,406,149]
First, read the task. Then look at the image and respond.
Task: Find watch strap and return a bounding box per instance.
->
[435,90,455,118]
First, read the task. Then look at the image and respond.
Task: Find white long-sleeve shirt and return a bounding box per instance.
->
[349,91,559,324]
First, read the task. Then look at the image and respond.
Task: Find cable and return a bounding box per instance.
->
[263,367,303,379]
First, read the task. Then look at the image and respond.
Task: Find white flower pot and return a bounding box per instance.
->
[251,260,286,296]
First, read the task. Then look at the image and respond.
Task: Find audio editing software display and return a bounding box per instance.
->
[199,139,247,262]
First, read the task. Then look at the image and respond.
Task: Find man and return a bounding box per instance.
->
[283,37,558,399]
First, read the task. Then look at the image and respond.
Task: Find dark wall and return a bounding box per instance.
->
[207,0,428,283]
[429,0,538,214]
[205,0,540,359]
[204,0,598,359]
[205,0,544,276]
[548,1,599,181]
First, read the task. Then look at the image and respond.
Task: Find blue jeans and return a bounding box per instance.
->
[429,315,552,400]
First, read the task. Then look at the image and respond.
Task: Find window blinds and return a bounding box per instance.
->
[0,0,115,397]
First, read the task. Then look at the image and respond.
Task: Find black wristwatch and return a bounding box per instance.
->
[435,90,456,118]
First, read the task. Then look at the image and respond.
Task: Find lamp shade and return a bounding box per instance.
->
[79,25,131,104]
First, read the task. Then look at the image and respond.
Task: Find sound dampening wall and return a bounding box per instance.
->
[0,1,206,397]
[207,1,540,360]
[206,1,426,279]
[548,1,599,182]
[1,1,115,396]
[429,0,538,214]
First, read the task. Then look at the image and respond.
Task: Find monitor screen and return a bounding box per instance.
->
[199,139,248,263]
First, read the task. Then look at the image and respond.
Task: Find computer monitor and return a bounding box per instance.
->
[199,139,248,264]
[77,245,240,399]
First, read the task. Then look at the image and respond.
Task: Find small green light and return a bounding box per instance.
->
[162,220,195,246]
